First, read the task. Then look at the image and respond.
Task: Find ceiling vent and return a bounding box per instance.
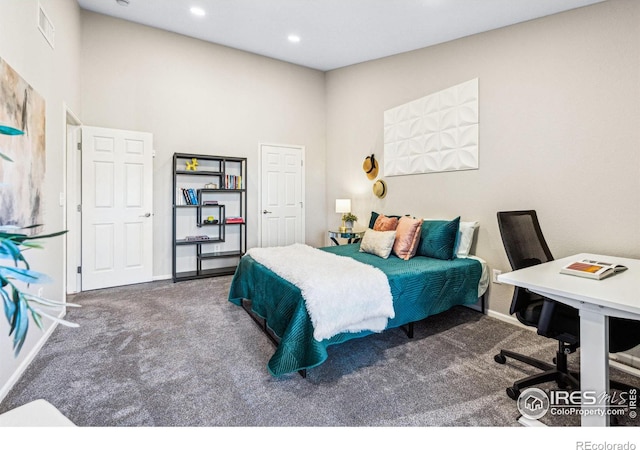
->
[37,2,55,49]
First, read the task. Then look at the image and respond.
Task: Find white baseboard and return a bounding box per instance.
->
[0,321,59,404]
[610,356,640,377]
[153,274,172,281]
[486,309,528,329]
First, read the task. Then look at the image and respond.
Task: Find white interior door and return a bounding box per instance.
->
[65,124,82,294]
[260,144,305,247]
[81,126,153,290]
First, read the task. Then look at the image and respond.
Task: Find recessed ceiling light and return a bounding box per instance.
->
[190,6,206,17]
[288,35,301,43]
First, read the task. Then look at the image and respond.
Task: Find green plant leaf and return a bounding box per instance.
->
[11,294,29,356]
[21,230,68,240]
[1,287,15,326]
[31,307,79,328]
[0,229,67,242]
[18,241,44,250]
[0,238,29,267]
[0,232,28,243]
[29,306,44,330]
[0,266,51,284]
[22,293,81,308]
[0,226,70,357]
[0,125,24,135]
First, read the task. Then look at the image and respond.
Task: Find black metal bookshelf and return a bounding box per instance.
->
[172,153,247,282]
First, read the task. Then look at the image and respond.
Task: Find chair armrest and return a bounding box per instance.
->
[536,299,556,336]
[509,287,536,316]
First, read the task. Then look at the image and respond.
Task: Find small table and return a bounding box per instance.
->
[328,229,366,246]
[498,253,640,427]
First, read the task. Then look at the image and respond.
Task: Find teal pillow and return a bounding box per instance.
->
[417,217,460,260]
[369,211,380,229]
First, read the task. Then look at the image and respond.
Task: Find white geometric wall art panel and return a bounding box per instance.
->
[384,78,478,176]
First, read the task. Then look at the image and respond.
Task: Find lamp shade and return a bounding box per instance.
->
[335,199,351,214]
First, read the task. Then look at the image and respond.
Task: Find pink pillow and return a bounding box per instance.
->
[373,214,399,231]
[393,216,423,260]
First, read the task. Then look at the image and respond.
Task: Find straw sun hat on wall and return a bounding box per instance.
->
[363,154,387,198]
[362,154,378,180]
[372,179,387,199]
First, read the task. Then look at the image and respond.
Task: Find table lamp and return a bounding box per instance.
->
[335,198,351,232]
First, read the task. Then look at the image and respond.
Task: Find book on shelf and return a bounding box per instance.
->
[179,188,199,205]
[184,235,212,241]
[560,258,628,280]
[188,188,198,205]
[176,188,185,205]
[202,200,218,205]
[225,217,245,224]
[181,188,192,205]
[225,174,242,190]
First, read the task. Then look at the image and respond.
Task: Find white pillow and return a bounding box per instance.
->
[456,221,479,257]
[359,228,397,259]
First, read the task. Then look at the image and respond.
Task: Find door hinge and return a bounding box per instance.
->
[77,204,81,213]
[77,142,82,151]
[77,266,82,274]
[301,160,304,167]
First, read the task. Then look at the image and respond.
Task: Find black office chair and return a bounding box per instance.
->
[494,210,640,400]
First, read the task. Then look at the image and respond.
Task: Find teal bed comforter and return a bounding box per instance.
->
[228,243,482,376]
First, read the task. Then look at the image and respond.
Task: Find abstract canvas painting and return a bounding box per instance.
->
[0,57,46,229]
[384,79,479,176]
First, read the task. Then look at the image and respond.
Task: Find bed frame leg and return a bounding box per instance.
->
[400,322,414,338]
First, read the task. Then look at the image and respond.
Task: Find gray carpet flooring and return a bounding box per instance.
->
[1,276,638,427]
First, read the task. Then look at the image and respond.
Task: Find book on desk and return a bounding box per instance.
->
[560,258,628,280]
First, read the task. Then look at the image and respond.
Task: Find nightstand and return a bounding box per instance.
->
[328,229,366,246]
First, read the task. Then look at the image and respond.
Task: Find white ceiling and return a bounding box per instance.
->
[76,0,605,71]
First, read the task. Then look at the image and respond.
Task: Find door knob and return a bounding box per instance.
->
[140,212,151,218]
[263,210,272,214]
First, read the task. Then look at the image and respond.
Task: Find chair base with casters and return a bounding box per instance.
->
[494,340,579,400]
[494,340,639,402]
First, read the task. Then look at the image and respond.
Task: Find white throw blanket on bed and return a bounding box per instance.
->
[247,243,394,341]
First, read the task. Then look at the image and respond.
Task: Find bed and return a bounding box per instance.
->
[228,235,489,377]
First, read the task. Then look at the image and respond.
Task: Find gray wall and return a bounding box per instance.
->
[325,0,640,317]
[80,11,328,279]
[0,0,82,398]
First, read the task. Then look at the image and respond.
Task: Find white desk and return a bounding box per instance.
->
[498,253,640,427]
